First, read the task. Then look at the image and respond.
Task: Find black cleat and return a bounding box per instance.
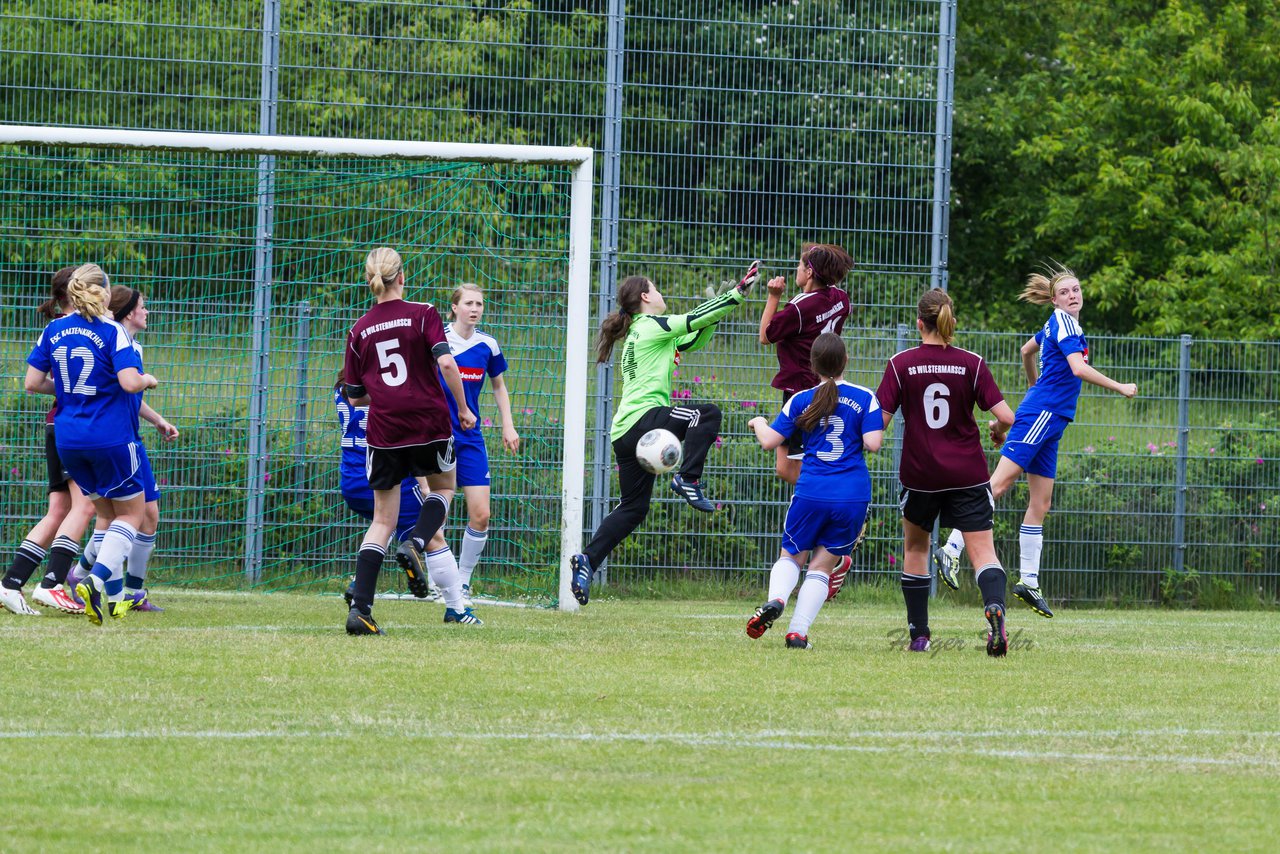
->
[670,474,715,512]
[1013,582,1053,618]
[985,602,1008,657]
[746,598,784,639]
[569,553,592,606]
[394,539,430,598]
[346,608,383,636]
[784,632,813,649]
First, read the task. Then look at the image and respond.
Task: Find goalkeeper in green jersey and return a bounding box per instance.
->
[568,262,761,605]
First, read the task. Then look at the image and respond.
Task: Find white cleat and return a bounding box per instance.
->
[0,586,42,616]
[32,585,85,614]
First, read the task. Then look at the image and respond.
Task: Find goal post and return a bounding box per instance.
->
[0,124,592,611]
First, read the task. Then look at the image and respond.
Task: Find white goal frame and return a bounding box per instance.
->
[0,124,593,611]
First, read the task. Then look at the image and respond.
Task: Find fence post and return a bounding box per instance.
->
[1173,334,1192,574]
[590,0,626,589]
[292,301,312,494]
[244,0,281,585]
[929,0,956,293]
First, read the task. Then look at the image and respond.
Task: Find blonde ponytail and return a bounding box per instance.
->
[67,263,110,319]
[365,247,404,297]
[1020,261,1076,305]
[918,288,956,345]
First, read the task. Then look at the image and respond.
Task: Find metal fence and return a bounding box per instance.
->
[1,2,1274,604]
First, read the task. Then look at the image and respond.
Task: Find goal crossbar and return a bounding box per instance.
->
[0,124,593,611]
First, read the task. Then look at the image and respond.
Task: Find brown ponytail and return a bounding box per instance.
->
[38,267,75,319]
[794,332,849,433]
[918,288,956,345]
[801,243,855,288]
[595,275,651,363]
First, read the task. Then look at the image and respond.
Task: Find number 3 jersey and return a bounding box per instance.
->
[877,343,1005,492]
[27,313,144,449]
[769,380,881,502]
[344,298,452,448]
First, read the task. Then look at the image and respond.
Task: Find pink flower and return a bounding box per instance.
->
[693,376,702,384]
[1261,504,1267,511]
[672,369,680,377]
[1083,445,1096,453]
[222,448,232,455]
[888,554,896,565]
[264,473,272,482]
[741,400,758,409]
[714,436,723,449]
[1164,440,1177,448]
[1147,443,1159,454]
[10,467,17,476]
[482,417,493,428]
[1257,458,1265,465]
[1107,436,1116,442]
[159,477,169,485]
[522,408,535,415]
[710,375,717,382]
[1209,448,1216,454]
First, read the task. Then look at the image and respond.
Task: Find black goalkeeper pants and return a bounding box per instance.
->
[583,403,721,570]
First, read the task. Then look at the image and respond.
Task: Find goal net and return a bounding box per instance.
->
[0,126,592,610]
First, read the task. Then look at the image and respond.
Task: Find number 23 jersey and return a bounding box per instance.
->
[877,343,1005,492]
[344,298,452,448]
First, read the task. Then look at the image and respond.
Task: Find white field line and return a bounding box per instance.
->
[0,729,1274,769]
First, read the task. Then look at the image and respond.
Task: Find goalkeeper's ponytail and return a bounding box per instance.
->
[595,275,650,363]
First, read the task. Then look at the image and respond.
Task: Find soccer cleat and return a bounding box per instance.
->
[460,584,473,608]
[908,635,931,652]
[443,607,483,626]
[745,598,784,639]
[1013,582,1054,618]
[569,553,592,606]
[109,598,134,620]
[427,583,444,602]
[345,608,384,636]
[784,632,812,649]
[0,586,41,616]
[123,589,163,612]
[66,582,84,607]
[32,585,83,614]
[985,602,1008,657]
[394,539,431,598]
[933,547,961,591]
[826,554,854,602]
[670,474,715,512]
[76,575,106,626]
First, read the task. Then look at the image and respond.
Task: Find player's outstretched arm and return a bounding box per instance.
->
[1066,352,1138,398]
[666,261,761,341]
[757,275,786,344]
[747,415,785,451]
[140,401,180,441]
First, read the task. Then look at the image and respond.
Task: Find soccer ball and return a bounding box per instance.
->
[636,428,683,475]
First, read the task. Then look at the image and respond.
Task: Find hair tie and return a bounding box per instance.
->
[113,288,141,322]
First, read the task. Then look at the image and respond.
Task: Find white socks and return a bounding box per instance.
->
[788,571,829,637]
[458,527,488,586]
[1019,524,1043,587]
[766,555,802,604]
[942,528,965,558]
[426,546,465,611]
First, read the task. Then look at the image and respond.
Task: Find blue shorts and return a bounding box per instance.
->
[781,494,870,557]
[454,432,491,488]
[1000,410,1070,478]
[137,442,160,502]
[59,441,148,501]
[343,480,424,542]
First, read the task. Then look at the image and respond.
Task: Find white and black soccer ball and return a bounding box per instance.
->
[635,428,683,475]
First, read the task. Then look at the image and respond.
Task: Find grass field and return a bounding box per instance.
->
[1,592,1277,851]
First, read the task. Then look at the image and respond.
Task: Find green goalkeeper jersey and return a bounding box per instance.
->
[610,288,746,441]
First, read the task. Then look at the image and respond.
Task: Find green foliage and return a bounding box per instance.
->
[951,0,1280,339]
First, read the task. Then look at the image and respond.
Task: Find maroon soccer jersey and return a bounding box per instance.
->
[877,343,1005,491]
[764,286,850,393]
[344,299,452,448]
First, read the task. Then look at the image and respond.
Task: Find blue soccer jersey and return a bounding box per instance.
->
[441,324,508,436]
[1020,308,1088,421]
[333,385,421,511]
[27,314,144,450]
[770,380,881,502]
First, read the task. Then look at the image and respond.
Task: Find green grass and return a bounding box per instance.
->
[2,594,1277,851]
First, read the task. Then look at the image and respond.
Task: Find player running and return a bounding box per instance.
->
[876,289,1016,656]
[24,264,159,624]
[745,333,883,649]
[341,247,479,635]
[933,264,1138,618]
[439,283,520,606]
[568,262,761,606]
[0,267,95,616]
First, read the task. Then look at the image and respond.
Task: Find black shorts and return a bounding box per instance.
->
[780,390,804,459]
[45,424,70,493]
[366,438,455,491]
[899,484,994,532]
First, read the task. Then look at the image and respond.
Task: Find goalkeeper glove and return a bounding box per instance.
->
[736,260,762,295]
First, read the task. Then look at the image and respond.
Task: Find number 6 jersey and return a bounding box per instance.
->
[877,343,1005,492]
[344,298,452,448]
